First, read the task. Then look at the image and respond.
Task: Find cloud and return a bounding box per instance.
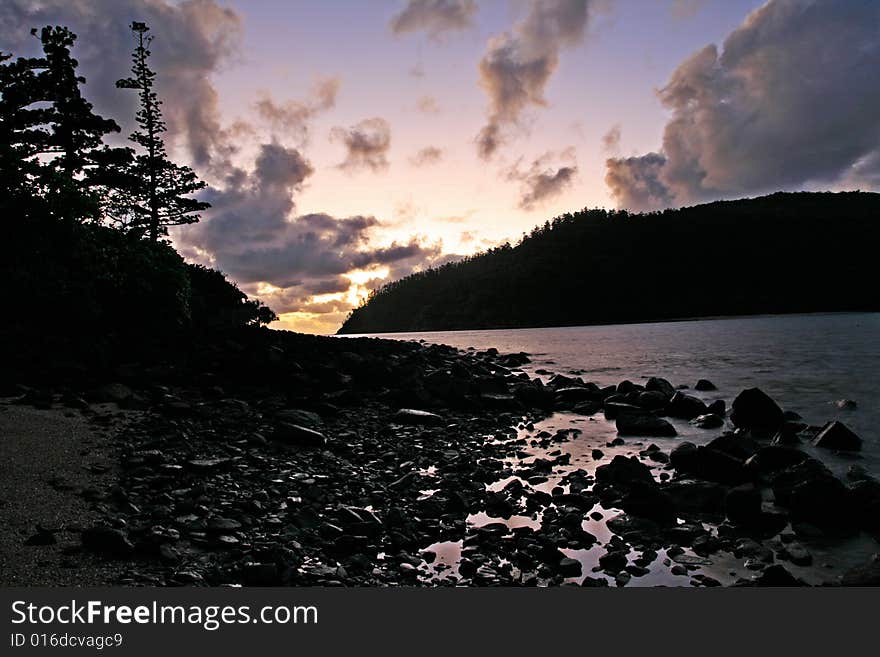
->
[390,0,477,39]
[601,124,621,154]
[670,0,706,20]
[505,148,578,210]
[605,0,880,211]
[253,76,340,143]
[0,0,243,168]
[409,146,444,167]
[475,0,600,159]
[330,117,392,173]
[415,95,441,114]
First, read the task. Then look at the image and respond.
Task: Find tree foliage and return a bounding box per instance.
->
[338,192,880,333]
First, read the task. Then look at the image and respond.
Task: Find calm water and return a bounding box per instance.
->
[357,313,880,476]
[348,313,880,585]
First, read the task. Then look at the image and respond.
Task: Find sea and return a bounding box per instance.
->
[343,312,880,585]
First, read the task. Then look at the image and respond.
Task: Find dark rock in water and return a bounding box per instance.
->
[591,449,604,460]
[555,386,601,403]
[724,484,763,525]
[645,377,675,399]
[750,564,806,587]
[705,433,760,461]
[621,481,676,524]
[841,554,880,586]
[835,399,857,410]
[707,399,726,416]
[772,421,806,445]
[666,392,709,420]
[670,442,750,485]
[581,576,610,587]
[664,480,727,513]
[604,402,644,420]
[599,550,628,573]
[744,446,809,475]
[695,379,717,391]
[572,400,601,416]
[273,422,327,447]
[82,526,134,557]
[615,413,676,437]
[731,388,784,436]
[617,380,641,395]
[596,456,655,489]
[690,413,723,429]
[558,557,583,577]
[392,408,444,426]
[848,479,880,529]
[812,420,862,451]
[635,390,668,411]
[771,459,853,528]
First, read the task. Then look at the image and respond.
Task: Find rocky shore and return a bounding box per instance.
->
[2,329,879,587]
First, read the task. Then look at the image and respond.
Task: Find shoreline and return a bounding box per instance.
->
[1,332,878,586]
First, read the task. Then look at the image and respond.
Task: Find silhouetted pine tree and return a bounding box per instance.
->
[36,26,132,222]
[115,21,209,241]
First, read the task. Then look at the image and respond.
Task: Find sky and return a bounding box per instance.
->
[2,1,879,333]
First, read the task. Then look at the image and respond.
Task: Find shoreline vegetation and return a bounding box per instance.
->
[338,191,880,335]
[1,24,878,587]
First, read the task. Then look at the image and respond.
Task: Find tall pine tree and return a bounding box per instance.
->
[115,22,209,241]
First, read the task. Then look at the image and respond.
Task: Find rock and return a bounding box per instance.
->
[835,399,857,410]
[599,550,628,572]
[572,400,601,415]
[615,412,676,437]
[707,399,726,416]
[616,380,640,395]
[724,485,763,525]
[596,455,655,489]
[25,528,56,546]
[771,460,853,527]
[392,408,444,426]
[690,413,723,429]
[635,391,668,411]
[591,449,604,460]
[273,422,327,447]
[695,379,717,391]
[664,480,727,513]
[621,481,676,523]
[778,542,812,566]
[276,409,323,428]
[666,393,709,420]
[812,420,862,451]
[207,517,242,532]
[555,386,601,403]
[730,388,784,436]
[744,446,809,475]
[93,383,133,403]
[750,564,805,586]
[603,402,644,420]
[81,526,134,557]
[185,458,233,474]
[558,557,583,577]
[841,554,880,586]
[670,442,749,485]
[645,377,675,399]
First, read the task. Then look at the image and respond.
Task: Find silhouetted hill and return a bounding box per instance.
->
[338,192,880,334]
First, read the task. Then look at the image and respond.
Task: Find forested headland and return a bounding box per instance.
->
[338,191,880,334]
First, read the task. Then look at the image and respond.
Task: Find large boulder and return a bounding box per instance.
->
[730,388,784,436]
[645,377,675,399]
[621,481,676,524]
[616,412,677,437]
[666,392,709,420]
[596,455,655,489]
[812,421,862,451]
[771,459,853,528]
[670,442,750,485]
[604,402,644,420]
[635,390,668,411]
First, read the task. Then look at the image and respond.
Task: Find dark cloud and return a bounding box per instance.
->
[505,149,578,211]
[475,0,599,159]
[605,0,880,211]
[390,0,477,39]
[330,117,392,173]
[601,124,621,154]
[0,0,243,167]
[409,146,444,167]
[253,77,340,143]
